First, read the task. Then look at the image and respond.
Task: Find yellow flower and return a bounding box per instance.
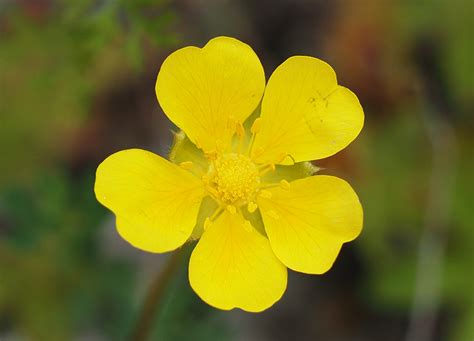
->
[95,37,364,312]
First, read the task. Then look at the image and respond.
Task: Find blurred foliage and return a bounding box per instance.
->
[357,111,429,307]
[395,0,473,112]
[0,0,178,338]
[353,1,474,339]
[357,112,473,340]
[150,248,232,341]
[0,170,136,339]
[0,0,176,185]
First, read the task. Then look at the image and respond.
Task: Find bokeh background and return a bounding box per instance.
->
[1,0,472,340]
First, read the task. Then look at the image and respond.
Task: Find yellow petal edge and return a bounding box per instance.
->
[95,149,206,253]
[189,211,287,312]
[258,175,363,274]
[156,36,265,153]
[253,56,364,164]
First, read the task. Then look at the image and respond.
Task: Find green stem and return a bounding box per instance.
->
[130,248,184,341]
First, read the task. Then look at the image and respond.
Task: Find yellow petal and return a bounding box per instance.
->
[95,149,206,253]
[252,56,364,164]
[189,211,287,312]
[156,36,265,152]
[258,175,363,274]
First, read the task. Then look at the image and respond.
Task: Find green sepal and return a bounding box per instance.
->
[168,130,208,176]
[188,196,218,240]
[262,162,320,183]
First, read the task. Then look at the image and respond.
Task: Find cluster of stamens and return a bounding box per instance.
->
[178,117,292,228]
[206,153,260,205]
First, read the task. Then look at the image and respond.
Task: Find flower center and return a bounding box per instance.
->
[206,153,260,205]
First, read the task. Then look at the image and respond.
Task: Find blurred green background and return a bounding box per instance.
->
[0,0,472,340]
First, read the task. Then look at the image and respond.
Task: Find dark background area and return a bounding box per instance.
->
[0,0,472,340]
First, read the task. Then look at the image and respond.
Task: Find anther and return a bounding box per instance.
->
[247,201,258,213]
[242,221,253,232]
[235,122,246,154]
[259,190,273,199]
[235,122,245,138]
[251,118,262,134]
[179,161,193,170]
[204,217,212,230]
[247,119,261,156]
[278,153,295,165]
[205,185,219,198]
[226,205,237,214]
[259,163,276,176]
[205,150,218,160]
[279,179,290,190]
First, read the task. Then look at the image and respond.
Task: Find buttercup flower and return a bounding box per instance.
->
[95,37,364,312]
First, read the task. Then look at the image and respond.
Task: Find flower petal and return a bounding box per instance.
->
[95,149,206,253]
[156,36,265,152]
[258,175,363,274]
[252,56,364,164]
[189,211,287,312]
